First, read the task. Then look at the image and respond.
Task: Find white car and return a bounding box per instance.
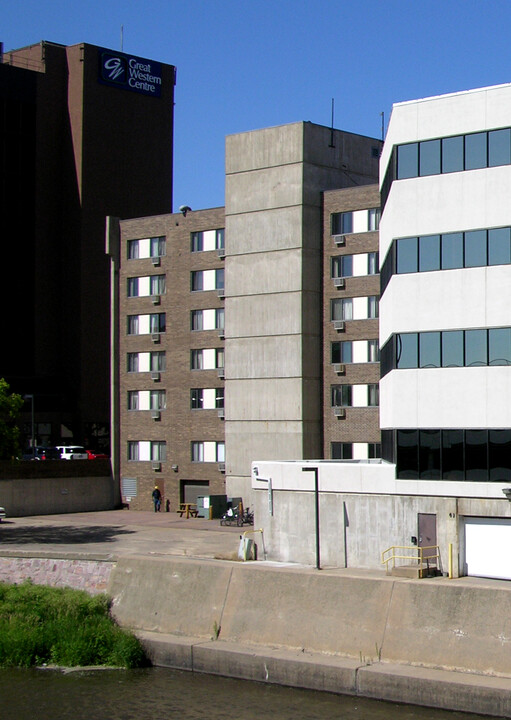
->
[56,445,88,460]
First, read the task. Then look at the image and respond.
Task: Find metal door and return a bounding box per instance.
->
[418,513,437,558]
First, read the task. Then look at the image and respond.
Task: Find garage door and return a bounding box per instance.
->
[464,517,511,580]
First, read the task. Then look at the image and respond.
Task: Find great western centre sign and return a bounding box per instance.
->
[98,48,162,97]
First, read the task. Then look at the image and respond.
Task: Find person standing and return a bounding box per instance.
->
[152,485,162,512]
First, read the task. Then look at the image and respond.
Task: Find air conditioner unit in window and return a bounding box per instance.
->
[218,462,226,473]
[151,333,161,343]
[152,461,161,471]
[333,277,345,288]
[151,410,161,420]
[151,295,161,305]
[218,329,225,339]
[217,367,225,379]
[217,288,225,299]
[151,256,161,266]
[218,408,225,419]
[334,363,346,375]
[333,406,346,418]
[217,247,226,258]
[333,234,346,247]
[150,371,161,382]
[333,320,345,332]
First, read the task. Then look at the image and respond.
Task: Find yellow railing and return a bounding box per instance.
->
[381,545,440,573]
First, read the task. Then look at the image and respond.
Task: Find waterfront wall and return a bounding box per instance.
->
[0,556,113,595]
[0,460,117,516]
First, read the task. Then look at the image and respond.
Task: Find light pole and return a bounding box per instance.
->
[23,394,35,459]
[302,466,320,570]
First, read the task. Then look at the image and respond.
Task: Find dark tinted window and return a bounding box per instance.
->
[442,430,464,480]
[420,332,441,368]
[489,429,511,482]
[331,443,352,460]
[464,230,487,267]
[441,232,463,269]
[397,143,418,179]
[489,328,511,365]
[396,429,419,479]
[489,128,511,167]
[419,234,440,272]
[442,135,464,173]
[419,139,441,176]
[465,329,487,366]
[396,237,418,273]
[488,227,511,265]
[465,430,488,482]
[465,132,487,170]
[442,331,464,367]
[397,333,418,369]
[419,430,441,480]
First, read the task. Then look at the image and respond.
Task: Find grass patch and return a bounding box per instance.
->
[0,581,147,669]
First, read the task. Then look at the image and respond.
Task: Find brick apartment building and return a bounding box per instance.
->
[112,123,382,510]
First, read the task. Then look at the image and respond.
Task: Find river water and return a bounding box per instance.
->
[0,667,492,720]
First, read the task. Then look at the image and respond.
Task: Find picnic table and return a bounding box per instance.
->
[177,502,199,518]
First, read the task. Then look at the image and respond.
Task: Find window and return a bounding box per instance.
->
[331,385,352,407]
[331,256,353,278]
[150,275,166,295]
[191,389,203,409]
[127,391,139,410]
[191,348,224,369]
[216,308,225,329]
[419,332,441,369]
[368,443,381,459]
[191,232,203,253]
[464,230,487,268]
[150,313,166,333]
[489,128,511,167]
[127,315,139,335]
[419,235,440,272]
[368,339,380,362]
[397,143,418,179]
[216,388,224,408]
[151,352,166,372]
[150,390,166,410]
[442,331,464,367]
[396,237,418,274]
[465,132,487,170]
[127,441,139,461]
[489,227,511,265]
[368,384,379,406]
[331,443,352,460]
[127,277,139,297]
[151,441,166,461]
[368,252,379,275]
[368,296,379,319]
[191,441,204,462]
[127,353,139,372]
[331,341,352,364]
[191,310,203,331]
[331,298,352,321]
[150,237,166,258]
[128,240,139,259]
[216,268,224,289]
[397,333,418,369]
[442,135,464,173]
[191,441,224,463]
[419,139,441,176]
[191,228,225,253]
[331,212,353,235]
[368,208,380,231]
[191,271,203,291]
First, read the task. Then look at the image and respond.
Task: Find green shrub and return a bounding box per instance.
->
[0,581,147,668]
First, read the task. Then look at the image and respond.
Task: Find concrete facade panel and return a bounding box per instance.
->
[225,206,303,255]
[225,163,303,215]
[226,336,303,378]
[226,248,303,296]
[225,123,304,174]
[228,378,305,420]
[226,294,303,337]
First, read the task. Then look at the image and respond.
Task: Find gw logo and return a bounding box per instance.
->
[101,54,127,85]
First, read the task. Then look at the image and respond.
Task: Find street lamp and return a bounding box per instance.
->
[23,394,35,459]
[302,466,320,570]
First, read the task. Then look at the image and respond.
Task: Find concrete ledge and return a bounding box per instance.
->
[358,662,511,718]
[135,631,511,717]
[193,641,359,694]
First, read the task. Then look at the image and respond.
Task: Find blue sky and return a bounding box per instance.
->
[4,1,511,210]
